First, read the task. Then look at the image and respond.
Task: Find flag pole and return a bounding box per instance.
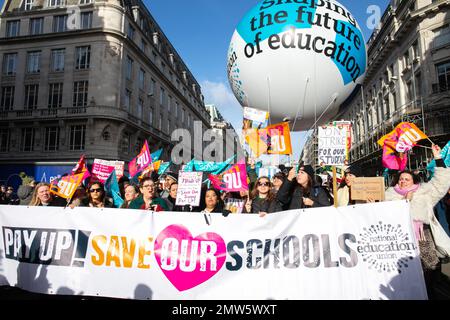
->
[332,166,338,208]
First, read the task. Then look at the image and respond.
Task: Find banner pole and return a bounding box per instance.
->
[333,166,338,208]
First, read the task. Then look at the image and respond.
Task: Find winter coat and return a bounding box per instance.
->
[385,166,450,257]
[277,179,332,210]
[128,195,169,211]
[17,185,34,205]
[336,185,366,207]
[243,196,282,214]
[80,197,114,208]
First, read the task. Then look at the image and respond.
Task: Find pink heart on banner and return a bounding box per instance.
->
[154,224,226,292]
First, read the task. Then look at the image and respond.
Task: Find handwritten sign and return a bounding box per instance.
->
[176,172,203,207]
[318,126,349,166]
[350,177,386,201]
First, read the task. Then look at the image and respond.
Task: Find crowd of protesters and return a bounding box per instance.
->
[1,143,449,298]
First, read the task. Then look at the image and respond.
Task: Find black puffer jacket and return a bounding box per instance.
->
[243,197,282,214]
[277,179,331,210]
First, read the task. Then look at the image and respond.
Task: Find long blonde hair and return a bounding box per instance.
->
[29,182,51,206]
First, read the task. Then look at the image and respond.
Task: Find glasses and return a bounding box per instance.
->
[257,182,270,187]
[142,184,155,189]
[89,188,102,193]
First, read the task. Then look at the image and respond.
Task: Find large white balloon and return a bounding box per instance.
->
[227,0,367,131]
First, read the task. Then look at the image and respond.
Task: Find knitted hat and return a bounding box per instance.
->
[298,165,315,179]
[165,172,178,182]
[345,164,363,177]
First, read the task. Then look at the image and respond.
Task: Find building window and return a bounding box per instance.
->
[159,113,162,130]
[167,119,170,133]
[25,84,39,110]
[53,15,67,32]
[138,68,145,90]
[126,56,133,80]
[75,46,90,70]
[403,50,410,68]
[412,41,419,60]
[80,12,93,29]
[24,0,34,10]
[181,108,185,123]
[48,83,63,109]
[1,86,14,111]
[121,131,131,153]
[21,128,35,152]
[29,18,43,35]
[175,101,179,118]
[26,51,41,73]
[44,127,59,151]
[124,89,131,112]
[0,128,9,152]
[149,107,153,125]
[140,39,146,52]
[137,99,143,118]
[437,61,450,92]
[73,81,88,107]
[79,0,93,4]
[6,20,20,37]
[51,49,65,72]
[69,125,85,151]
[48,0,65,6]
[160,87,165,106]
[149,78,155,96]
[2,53,17,75]
[128,24,135,40]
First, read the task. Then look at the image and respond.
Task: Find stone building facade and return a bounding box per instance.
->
[0,0,211,182]
[302,0,450,175]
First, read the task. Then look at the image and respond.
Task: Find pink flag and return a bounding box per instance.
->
[382,143,408,171]
[209,159,248,192]
[129,140,152,177]
[72,154,91,182]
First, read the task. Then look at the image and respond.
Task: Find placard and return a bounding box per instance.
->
[176,172,203,206]
[318,126,348,166]
[351,177,386,201]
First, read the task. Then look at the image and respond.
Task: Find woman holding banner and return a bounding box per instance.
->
[80,182,114,208]
[200,188,231,216]
[385,144,450,299]
[129,177,168,211]
[243,176,282,216]
[29,183,67,207]
[277,165,331,209]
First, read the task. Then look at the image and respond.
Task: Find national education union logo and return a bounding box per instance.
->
[357,221,417,273]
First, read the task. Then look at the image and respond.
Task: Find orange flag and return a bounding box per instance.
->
[244,122,292,157]
[50,172,84,200]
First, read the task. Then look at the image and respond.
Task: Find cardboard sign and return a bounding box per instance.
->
[350,177,386,201]
[176,172,203,207]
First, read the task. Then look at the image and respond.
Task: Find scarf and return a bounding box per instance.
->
[393,184,425,242]
[393,184,420,197]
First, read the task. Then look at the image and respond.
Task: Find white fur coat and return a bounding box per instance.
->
[385,167,450,257]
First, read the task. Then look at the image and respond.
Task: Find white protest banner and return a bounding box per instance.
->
[0,201,427,300]
[318,126,348,166]
[175,171,203,206]
[92,159,125,183]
